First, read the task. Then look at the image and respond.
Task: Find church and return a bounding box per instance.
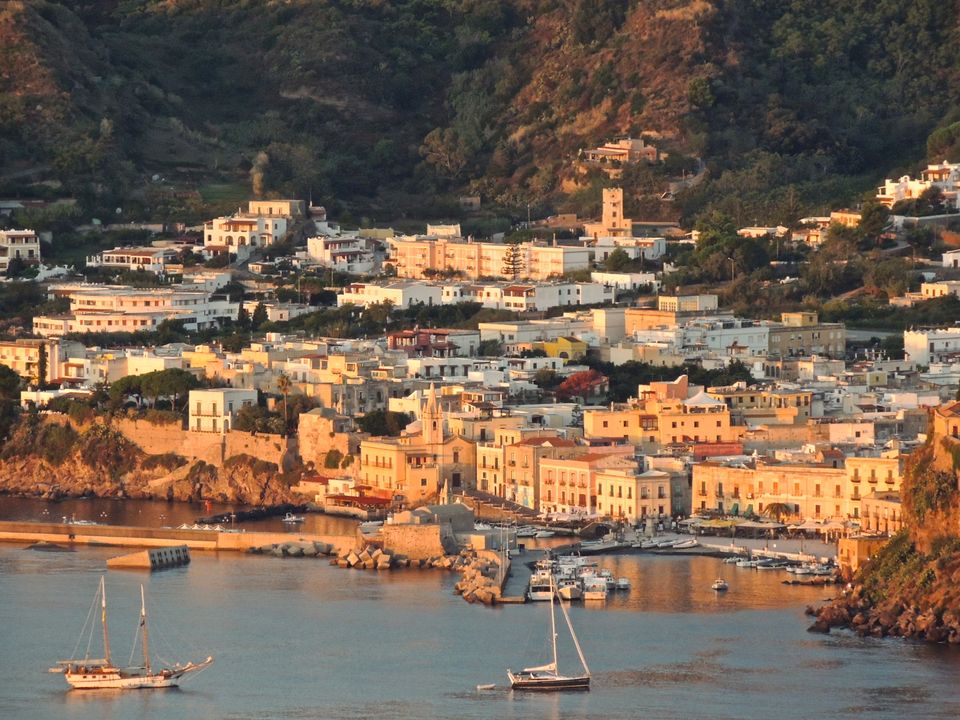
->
[358,384,477,506]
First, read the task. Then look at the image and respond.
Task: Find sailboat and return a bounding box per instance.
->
[51,577,213,690]
[507,575,590,691]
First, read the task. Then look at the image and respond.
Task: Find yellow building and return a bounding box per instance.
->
[706,384,814,426]
[584,389,738,451]
[539,449,636,516]
[477,435,580,509]
[583,187,633,238]
[359,385,476,506]
[860,491,903,535]
[535,336,588,360]
[692,453,904,521]
[387,236,590,281]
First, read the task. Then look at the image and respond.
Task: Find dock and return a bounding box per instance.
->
[107,545,191,570]
[499,549,535,603]
[0,520,349,554]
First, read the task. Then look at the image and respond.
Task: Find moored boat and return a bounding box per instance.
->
[282,512,305,523]
[711,578,729,592]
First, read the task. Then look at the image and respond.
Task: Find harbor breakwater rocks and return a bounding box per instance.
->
[248,540,340,559]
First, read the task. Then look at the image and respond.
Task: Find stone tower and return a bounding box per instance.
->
[422,382,443,446]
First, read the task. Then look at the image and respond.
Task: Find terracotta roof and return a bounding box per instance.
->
[515,437,576,447]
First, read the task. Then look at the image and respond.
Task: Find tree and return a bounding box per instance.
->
[251,302,268,329]
[36,343,48,389]
[858,202,890,244]
[0,365,21,438]
[502,242,525,280]
[533,368,560,390]
[605,247,631,271]
[555,370,608,402]
[355,410,413,436]
[276,373,292,433]
[477,339,501,356]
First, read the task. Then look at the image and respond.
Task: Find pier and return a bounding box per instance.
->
[0,520,349,554]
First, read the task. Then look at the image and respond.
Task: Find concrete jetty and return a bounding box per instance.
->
[107,545,191,570]
[0,520,350,554]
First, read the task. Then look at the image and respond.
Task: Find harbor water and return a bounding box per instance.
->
[2,500,960,719]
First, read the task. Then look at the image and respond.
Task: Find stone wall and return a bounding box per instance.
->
[112,418,293,468]
[297,412,365,469]
[380,523,450,561]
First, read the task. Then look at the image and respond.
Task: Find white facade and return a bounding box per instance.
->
[33,284,238,337]
[682,318,771,358]
[241,301,313,323]
[943,249,960,269]
[86,246,178,274]
[306,233,378,274]
[203,215,288,251]
[593,235,666,261]
[904,328,960,366]
[591,271,660,292]
[876,162,960,209]
[337,281,442,309]
[189,388,258,433]
[0,229,41,273]
[478,317,594,344]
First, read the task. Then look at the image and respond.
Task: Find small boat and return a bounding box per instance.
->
[656,539,680,548]
[557,578,583,601]
[582,579,608,602]
[639,539,661,549]
[711,578,729,592]
[722,556,741,564]
[476,683,496,691]
[736,558,757,568]
[359,520,383,533]
[508,576,590,691]
[282,513,305,523]
[52,577,213,690]
[516,526,538,538]
[672,539,698,549]
[615,578,630,591]
[534,530,556,538]
[528,571,556,602]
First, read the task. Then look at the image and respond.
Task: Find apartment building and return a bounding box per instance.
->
[188,388,258,433]
[0,229,41,273]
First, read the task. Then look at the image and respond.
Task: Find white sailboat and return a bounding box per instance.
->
[51,577,213,690]
[507,575,590,691]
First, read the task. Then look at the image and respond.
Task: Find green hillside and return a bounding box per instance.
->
[1,0,959,224]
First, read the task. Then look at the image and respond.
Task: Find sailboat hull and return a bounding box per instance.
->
[64,669,182,690]
[507,671,590,691]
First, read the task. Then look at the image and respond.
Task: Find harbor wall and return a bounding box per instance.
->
[379,524,449,561]
[0,521,350,553]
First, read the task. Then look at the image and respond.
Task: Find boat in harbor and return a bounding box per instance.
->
[672,538,698,549]
[711,578,729,592]
[534,529,556,538]
[557,577,583,601]
[582,578,608,601]
[51,577,213,690]
[507,576,590,691]
[528,570,556,602]
[615,578,631,591]
[281,512,305,523]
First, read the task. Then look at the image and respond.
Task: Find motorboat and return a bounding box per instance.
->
[736,558,758,568]
[672,539,698,549]
[282,513,305,523]
[722,556,741,564]
[711,578,729,592]
[528,571,556,602]
[535,530,556,538]
[582,579,608,602]
[516,526,538,538]
[557,578,583,601]
[615,578,631,591]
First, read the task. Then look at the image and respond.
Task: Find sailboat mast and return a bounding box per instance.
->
[100,576,111,665]
[140,585,151,673]
[549,573,558,671]
[558,591,590,676]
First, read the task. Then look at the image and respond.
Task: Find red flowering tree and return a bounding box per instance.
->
[555,370,608,402]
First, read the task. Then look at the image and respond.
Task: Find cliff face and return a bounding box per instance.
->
[0,415,299,506]
[813,431,960,642]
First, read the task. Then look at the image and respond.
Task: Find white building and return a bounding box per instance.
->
[306,233,379,274]
[682,318,771,358]
[33,284,239,337]
[904,328,960,366]
[593,235,666,262]
[0,229,41,273]
[591,271,660,292]
[876,162,960,209]
[203,214,289,253]
[337,281,442,309]
[86,246,179,274]
[241,300,313,323]
[188,388,258,433]
[477,317,595,345]
[942,249,960,269]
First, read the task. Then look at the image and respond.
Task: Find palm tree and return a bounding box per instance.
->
[762,502,792,522]
[277,372,292,433]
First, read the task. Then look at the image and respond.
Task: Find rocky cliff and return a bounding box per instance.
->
[812,431,960,643]
[0,415,300,506]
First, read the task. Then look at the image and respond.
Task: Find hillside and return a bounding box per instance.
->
[812,417,960,643]
[2,1,959,224]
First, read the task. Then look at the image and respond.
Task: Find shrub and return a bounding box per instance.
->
[142,453,188,472]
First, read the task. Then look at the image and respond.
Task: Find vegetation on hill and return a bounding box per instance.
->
[2,1,959,226]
